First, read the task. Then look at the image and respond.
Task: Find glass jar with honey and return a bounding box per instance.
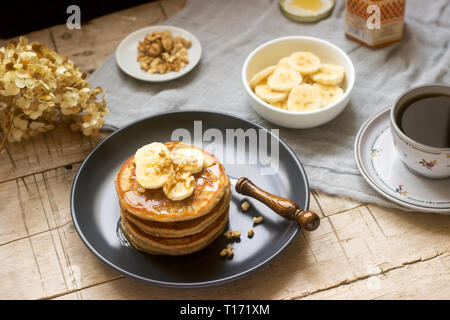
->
[279,0,335,23]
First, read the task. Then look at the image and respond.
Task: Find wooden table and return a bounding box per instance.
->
[0,0,448,300]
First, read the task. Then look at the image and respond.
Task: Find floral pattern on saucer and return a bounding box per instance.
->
[369,148,382,158]
[395,184,407,196]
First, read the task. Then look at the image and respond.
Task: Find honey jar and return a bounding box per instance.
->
[345,0,406,48]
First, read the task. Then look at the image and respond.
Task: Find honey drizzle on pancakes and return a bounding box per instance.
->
[124,161,222,216]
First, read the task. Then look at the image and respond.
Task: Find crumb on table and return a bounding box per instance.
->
[248,228,254,238]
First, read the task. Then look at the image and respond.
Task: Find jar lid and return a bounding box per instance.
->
[280,0,335,23]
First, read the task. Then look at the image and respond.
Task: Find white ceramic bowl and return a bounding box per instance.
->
[242,36,355,129]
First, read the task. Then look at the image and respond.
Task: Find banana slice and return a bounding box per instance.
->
[170,147,205,174]
[277,57,292,68]
[255,84,288,103]
[163,171,195,201]
[287,84,322,112]
[288,52,321,75]
[271,99,288,110]
[249,65,276,89]
[311,64,345,85]
[135,142,172,189]
[313,83,344,107]
[267,66,302,92]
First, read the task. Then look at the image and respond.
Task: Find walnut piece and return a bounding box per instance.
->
[223,230,241,240]
[137,30,191,75]
[253,216,264,224]
[219,244,234,259]
[240,200,250,212]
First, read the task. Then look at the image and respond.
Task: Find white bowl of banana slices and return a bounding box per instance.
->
[242,36,355,129]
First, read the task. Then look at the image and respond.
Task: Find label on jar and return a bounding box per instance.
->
[345,0,405,47]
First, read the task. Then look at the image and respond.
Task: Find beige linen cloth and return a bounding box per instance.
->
[89,0,450,212]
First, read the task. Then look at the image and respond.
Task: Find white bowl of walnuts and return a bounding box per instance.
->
[242,36,355,129]
[116,25,202,82]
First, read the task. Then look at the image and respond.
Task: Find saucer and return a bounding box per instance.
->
[116,25,202,82]
[355,107,450,214]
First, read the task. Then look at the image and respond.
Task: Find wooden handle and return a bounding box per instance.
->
[235,177,320,231]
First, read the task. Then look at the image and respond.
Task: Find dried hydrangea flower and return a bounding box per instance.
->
[0,37,109,149]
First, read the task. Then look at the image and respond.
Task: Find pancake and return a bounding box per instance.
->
[122,186,231,238]
[116,141,232,256]
[122,207,229,255]
[116,142,229,222]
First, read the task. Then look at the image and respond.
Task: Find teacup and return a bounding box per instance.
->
[390,84,450,179]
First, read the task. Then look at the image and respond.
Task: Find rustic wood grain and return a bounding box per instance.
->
[301,252,449,300]
[313,190,362,216]
[160,0,187,18]
[0,28,56,50]
[0,230,67,299]
[49,1,166,73]
[0,165,121,299]
[53,205,449,300]
[53,291,82,300]
[53,222,122,292]
[0,173,51,245]
[0,126,102,184]
[309,192,324,218]
[0,0,449,300]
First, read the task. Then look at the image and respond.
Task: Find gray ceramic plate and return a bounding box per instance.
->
[71,111,310,288]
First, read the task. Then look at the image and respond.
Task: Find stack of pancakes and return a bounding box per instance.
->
[115,142,231,255]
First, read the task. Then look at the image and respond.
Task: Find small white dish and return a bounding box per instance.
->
[355,107,450,214]
[115,25,201,82]
[242,36,355,129]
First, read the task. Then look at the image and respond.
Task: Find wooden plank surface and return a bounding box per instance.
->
[49,1,166,74]
[52,205,450,300]
[0,126,101,184]
[0,0,449,300]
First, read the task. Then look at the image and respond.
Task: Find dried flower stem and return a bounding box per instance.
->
[0,108,13,152]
